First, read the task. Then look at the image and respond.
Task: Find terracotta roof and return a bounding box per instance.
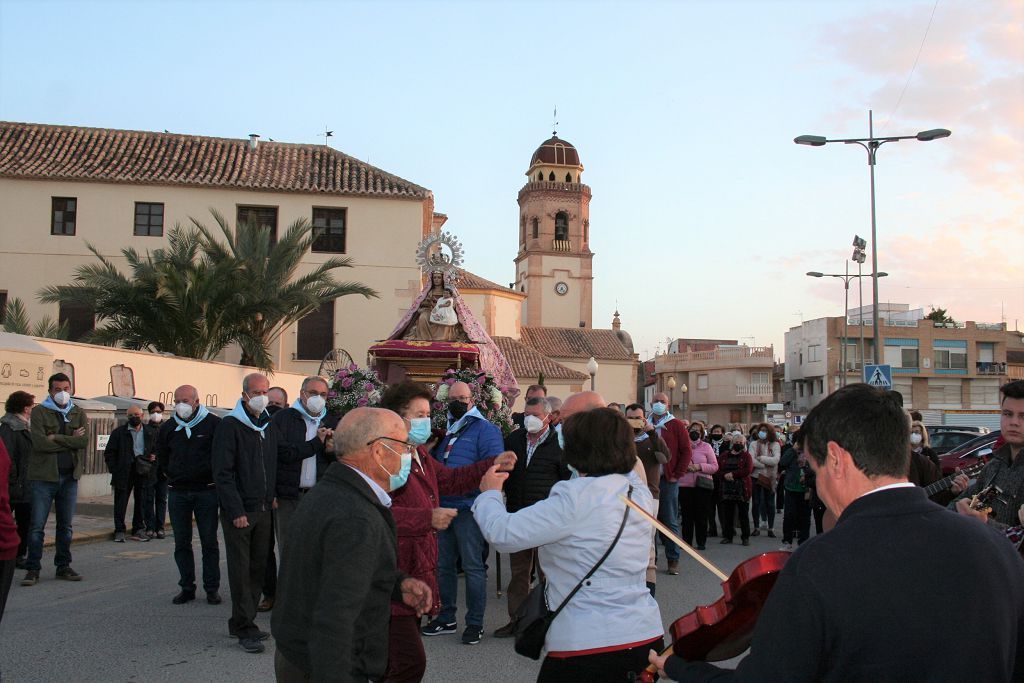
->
[0,121,430,199]
[456,269,517,292]
[492,336,589,381]
[530,135,581,168]
[520,326,634,361]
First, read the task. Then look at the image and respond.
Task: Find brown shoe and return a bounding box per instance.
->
[493,621,517,638]
[256,596,274,612]
[667,560,680,575]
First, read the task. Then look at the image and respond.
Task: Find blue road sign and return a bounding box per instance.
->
[863,364,893,389]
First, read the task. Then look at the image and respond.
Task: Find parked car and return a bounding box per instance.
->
[937,430,1002,476]
[927,425,990,437]
[929,430,984,456]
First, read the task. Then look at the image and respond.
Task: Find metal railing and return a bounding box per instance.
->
[976,362,1007,375]
[736,383,773,397]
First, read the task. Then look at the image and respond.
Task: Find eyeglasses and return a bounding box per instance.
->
[367,436,416,455]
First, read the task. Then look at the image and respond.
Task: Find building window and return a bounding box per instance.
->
[565,173,572,182]
[133,202,164,236]
[977,342,995,363]
[934,348,967,370]
[548,172,555,181]
[697,374,709,390]
[51,197,77,236]
[296,301,334,360]
[311,207,346,253]
[752,371,770,386]
[555,212,569,241]
[237,205,278,246]
[798,383,804,397]
[537,172,543,181]
[818,379,824,394]
[532,218,539,239]
[0,291,7,323]
[807,345,821,362]
[59,302,94,342]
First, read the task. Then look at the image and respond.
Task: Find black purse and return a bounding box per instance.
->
[513,485,633,660]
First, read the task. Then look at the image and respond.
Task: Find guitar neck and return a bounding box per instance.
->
[923,463,983,498]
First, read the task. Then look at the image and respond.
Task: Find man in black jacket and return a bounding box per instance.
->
[157,384,222,606]
[213,373,290,654]
[494,396,568,637]
[271,376,335,557]
[103,404,158,542]
[651,384,1024,682]
[271,407,431,681]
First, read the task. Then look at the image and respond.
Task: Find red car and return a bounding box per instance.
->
[937,430,1001,476]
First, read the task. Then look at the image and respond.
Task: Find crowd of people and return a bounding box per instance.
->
[0,373,1022,682]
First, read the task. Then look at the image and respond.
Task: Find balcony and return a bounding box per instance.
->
[656,346,774,372]
[736,383,773,399]
[976,361,1007,375]
[552,239,571,252]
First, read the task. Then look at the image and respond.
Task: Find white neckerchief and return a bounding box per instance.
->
[648,414,675,434]
[227,399,269,438]
[291,399,325,441]
[173,404,210,438]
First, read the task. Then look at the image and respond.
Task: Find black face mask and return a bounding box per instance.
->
[266,404,283,415]
[732,444,745,453]
[448,400,469,419]
[711,434,723,441]
[127,416,142,427]
[689,430,701,442]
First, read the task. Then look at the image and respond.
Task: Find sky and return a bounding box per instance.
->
[1,0,1021,361]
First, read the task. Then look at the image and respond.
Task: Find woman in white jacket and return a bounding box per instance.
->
[473,407,663,682]
[748,422,781,537]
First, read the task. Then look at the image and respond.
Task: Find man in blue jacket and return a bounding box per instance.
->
[422,381,504,645]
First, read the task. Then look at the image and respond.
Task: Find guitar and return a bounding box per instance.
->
[921,459,989,498]
[967,484,1002,516]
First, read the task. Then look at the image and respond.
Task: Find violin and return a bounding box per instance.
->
[620,496,790,682]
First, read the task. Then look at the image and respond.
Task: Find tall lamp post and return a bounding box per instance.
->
[586,356,599,392]
[795,111,950,364]
[680,383,688,419]
[806,268,887,387]
[666,375,676,414]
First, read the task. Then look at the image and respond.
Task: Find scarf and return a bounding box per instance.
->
[228,399,269,438]
[634,431,650,443]
[447,405,485,436]
[648,414,675,433]
[41,395,74,423]
[173,404,210,438]
[292,398,325,441]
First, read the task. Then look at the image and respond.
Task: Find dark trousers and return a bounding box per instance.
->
[12,501,31,559]
[718,499,750,541]
[382,613,426,683]
[26,475,77,571]
[507,547,542,619]
[706,491,719,536]
[0,557,14,623]
[263,510,277,600]
[152,478,168,531]
[679,486,712,547]
[537,637,663,683]
[221,508,273,637]
[782,490,812,545]
[113,470,153,533]
[168,487,221,593]
[275,648,311,682]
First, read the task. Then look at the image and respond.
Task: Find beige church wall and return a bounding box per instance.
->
[0,178,425,374]
[488,293,523,338]
[558,358,638,406]
[458,292,491,336]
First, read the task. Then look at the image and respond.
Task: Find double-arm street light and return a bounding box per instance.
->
[795,111,950,364]
[807,267,888,386]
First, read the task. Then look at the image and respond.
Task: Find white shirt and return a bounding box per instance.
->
[859,482,915,500]
[345,464,392,508]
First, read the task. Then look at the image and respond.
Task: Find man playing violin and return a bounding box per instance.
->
[650,383,1024,682]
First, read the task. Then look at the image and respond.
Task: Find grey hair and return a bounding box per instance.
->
[301,376,328,392]
[336,409,393,458]
[525,396,550,415]
[242,373,268,394]
[545,396,562,412]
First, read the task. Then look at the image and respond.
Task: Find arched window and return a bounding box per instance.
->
[548,172,555,181]
[531,217,539,239]
[537,171,543,181]
[565,173,572,183]
[555,212,569,241]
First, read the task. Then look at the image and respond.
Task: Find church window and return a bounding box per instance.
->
[555,212,569,241]
[548,172,555,181]
[532,218,539,239]
[565,173,572,183]
[537,172,543,181]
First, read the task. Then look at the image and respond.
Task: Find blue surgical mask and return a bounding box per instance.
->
[407,417,432,446]
[758,430,768,440]
[567,464,580,479]
[556,423,565,450]
[380,445,413,491]
[652,402,667,416]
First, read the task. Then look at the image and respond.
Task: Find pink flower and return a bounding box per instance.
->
[348,362,359,372]
[341,377,354,389]
[445,378,455,386]
[433,402,444,411]
[328,391,337,398]
[363,382,374,392]
[357,397,369,407]
[337,369,348,379]
[476,376,487,386]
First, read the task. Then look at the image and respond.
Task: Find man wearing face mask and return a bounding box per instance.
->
[22,373,88,586]
[259,386,289,612]
[271,377,336,562]
[511,384,548,431]
[647,391,692,576]
[423,381,505,646]
[494,395,568,638]
[146,401,168,539]
[272,407,432,683]
[213,373,291,653]
[157,385,222,605]
[104,404,159,543]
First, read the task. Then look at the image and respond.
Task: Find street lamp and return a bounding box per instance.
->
[680,383,689,419]
[666,375,677,413]
[806,268,888,386]
[795,111,950,364]
[586,356,599,391]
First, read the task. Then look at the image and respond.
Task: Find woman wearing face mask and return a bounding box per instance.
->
[704,426,726,538]
[715,434,753,545]
[678,422,718,551]
[473,408,663,683]
[748,423,781,538]
[378,382,516,683]
[907,420,941,488]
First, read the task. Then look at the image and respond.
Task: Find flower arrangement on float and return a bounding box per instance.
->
[431,368,515,436]
[326,363,385,416]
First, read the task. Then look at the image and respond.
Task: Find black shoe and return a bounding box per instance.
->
[767,530,776,538]
[172,590,196,604]
[206,591,222,605]
[751,529,760,537]
[494,622,516,638]
[720,538,733,544]
[696,545,706,550]
[230,629,270,641]
[462,625,483,645]
[56,566,83,581]
[742,539,750,546]
[422,619,457,636]
[20,570,39,586]
[239,637,265,654]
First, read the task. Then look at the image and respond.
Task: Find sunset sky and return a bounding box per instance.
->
[1,0,1020,360]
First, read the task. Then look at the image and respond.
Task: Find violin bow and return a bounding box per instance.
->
[619,494,728,582]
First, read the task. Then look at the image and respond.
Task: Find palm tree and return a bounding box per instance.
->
[1,297,69,339]
[193,210,377,368]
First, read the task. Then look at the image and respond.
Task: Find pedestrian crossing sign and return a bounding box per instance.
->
[863,364,892,389]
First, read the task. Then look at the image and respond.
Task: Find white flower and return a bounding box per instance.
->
[436,385,449,401]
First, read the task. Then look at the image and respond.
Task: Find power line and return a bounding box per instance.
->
[880,0,940,133]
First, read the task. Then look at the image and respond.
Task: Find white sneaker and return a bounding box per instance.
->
[779,543,794,552]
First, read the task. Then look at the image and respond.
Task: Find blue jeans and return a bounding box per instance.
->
[657,478,681,561]
[437,508,486,627]
[752,485,776,530]
[26,475,78,571]
[168,488,221,593]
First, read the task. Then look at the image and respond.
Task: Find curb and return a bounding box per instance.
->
[43,529,113,548]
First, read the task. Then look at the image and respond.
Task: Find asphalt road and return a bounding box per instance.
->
[0,525,792,682]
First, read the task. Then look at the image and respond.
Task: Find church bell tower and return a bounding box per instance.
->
[514,134,593,329]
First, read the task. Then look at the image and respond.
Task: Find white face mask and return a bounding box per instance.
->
[910,433,923,446]
[524,415,546,434]
[247,394,269,413]
[174,402,194,420]
[305,395,326,415]
[150,412,164,423]
[53,390,70,406]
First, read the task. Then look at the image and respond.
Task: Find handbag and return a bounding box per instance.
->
[134,455,155,477]
[513,485,633,660]
[722,478,746,501]
[756,473,773,490]
[695,474,715,491]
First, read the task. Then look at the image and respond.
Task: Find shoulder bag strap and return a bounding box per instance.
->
[549,484,633,619]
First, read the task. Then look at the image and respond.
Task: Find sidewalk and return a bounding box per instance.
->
[42,493,159,547]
